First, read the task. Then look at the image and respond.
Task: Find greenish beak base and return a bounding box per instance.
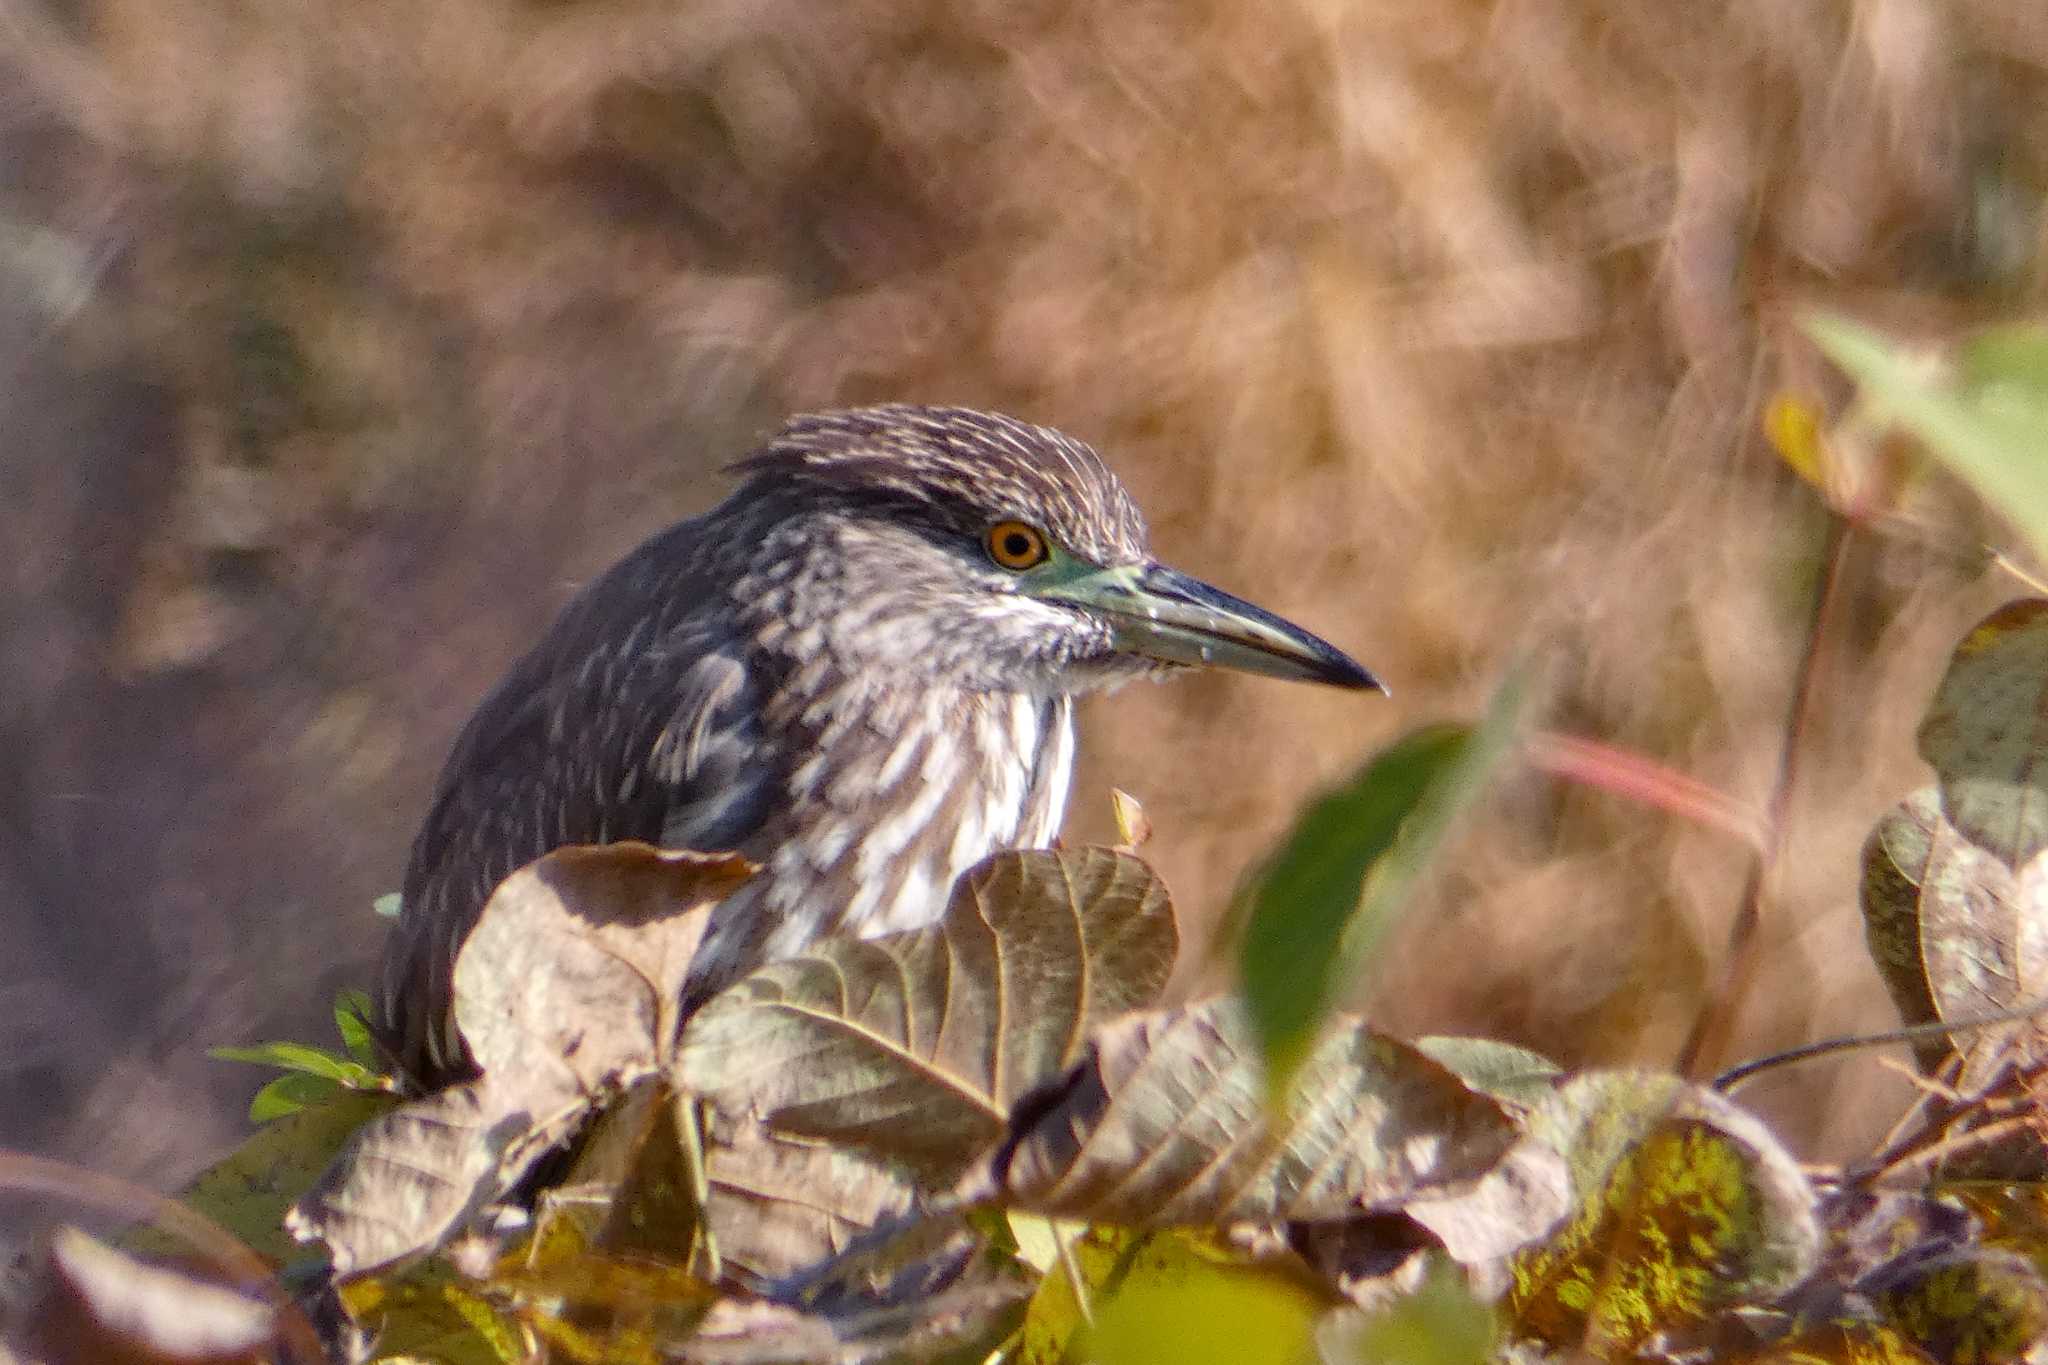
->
[1033,562,1383,692]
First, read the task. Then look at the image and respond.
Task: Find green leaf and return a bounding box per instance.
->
[210,1040,376,1088]
[1013,1227,1327,1365]
[1865,1247,2048,1364]
[1805,314,2048,558]
[339,1261,526,1365]
[1342,1258,1497,1365]
[125,1088,397,1264]
[1083,1230,1326,1365]
[483,1205,717,1363]
[212,992,388,1107]
[1238,672,1525,1101]
[333,988,378,1068]
[1506,1073,1820,1356]
[248,1071,341,1122]
[1734,1321,1938,1363]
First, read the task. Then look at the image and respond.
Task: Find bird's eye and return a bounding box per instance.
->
[984,520,1050,571]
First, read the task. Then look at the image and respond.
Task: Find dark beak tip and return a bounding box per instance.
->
[1330,657,1389,695]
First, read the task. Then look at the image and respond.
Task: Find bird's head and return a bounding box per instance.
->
[731,405,1382,698]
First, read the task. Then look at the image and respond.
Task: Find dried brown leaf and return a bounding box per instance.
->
[697,1110,926,1288]
[13,1227,276,1365]
[456,843,751,1082]
[293,844,748,1276]
[1862,786,2048,1075]
[965,1000,1518,1226]
[678,846,1176,1181]
[674,846,1176,1284]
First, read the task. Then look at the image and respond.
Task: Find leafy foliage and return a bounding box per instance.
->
[32,380,2048,1364]
[292,844,752,1277]
[1506,1075,1818,1355]
[1859,599,2048,1174]
[210,989,387,1121]
[1807,316,2048,558]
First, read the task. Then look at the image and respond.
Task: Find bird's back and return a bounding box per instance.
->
[373,516,778,1085]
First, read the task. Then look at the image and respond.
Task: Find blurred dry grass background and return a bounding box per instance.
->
[1,0,2044,1189]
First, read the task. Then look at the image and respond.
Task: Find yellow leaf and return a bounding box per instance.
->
[1764,394,1831,494]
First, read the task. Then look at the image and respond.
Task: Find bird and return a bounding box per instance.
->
[373,404,1380,1089]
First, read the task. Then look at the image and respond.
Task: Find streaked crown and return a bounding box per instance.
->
[736,405,1152,570]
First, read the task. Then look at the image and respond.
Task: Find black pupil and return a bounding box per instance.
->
[1002,531,1034,560]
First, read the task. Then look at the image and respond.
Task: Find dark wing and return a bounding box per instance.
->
[372,521,776,1088]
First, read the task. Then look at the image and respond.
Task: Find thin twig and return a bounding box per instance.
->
[1992,550,2048,596]
[1712,994,2048,1093]
[1677,512,1853,1078]
[1868,1115,2037,1187]
[1875,1053,1963,1102]
[1873,1051,1964,1164]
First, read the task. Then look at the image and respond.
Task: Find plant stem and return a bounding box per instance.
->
[1676,511,1852,1078]
[1526,731,1764,849]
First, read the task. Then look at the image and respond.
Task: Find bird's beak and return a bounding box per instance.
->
[1033,562,1384,691]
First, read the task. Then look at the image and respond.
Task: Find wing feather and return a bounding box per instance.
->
[372,521,775,1087]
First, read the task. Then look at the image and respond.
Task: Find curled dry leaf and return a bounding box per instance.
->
[1109,787,1152,850]
[963,1000,1520,1226]
[1862,786,2048,1075]
[1861,596,2048,1170]
[1404,1137,1573,1279]
[289,1081,558,1278]
[292,843,752,1276]
[453,843,753,1084]
[11,1227,277,1365]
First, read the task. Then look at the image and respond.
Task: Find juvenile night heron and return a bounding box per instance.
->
[375,405,1379,1087]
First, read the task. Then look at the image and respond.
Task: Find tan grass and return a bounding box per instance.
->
[1,0,2043,1175]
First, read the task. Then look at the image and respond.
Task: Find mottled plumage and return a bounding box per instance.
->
[374,405,1374,1089]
